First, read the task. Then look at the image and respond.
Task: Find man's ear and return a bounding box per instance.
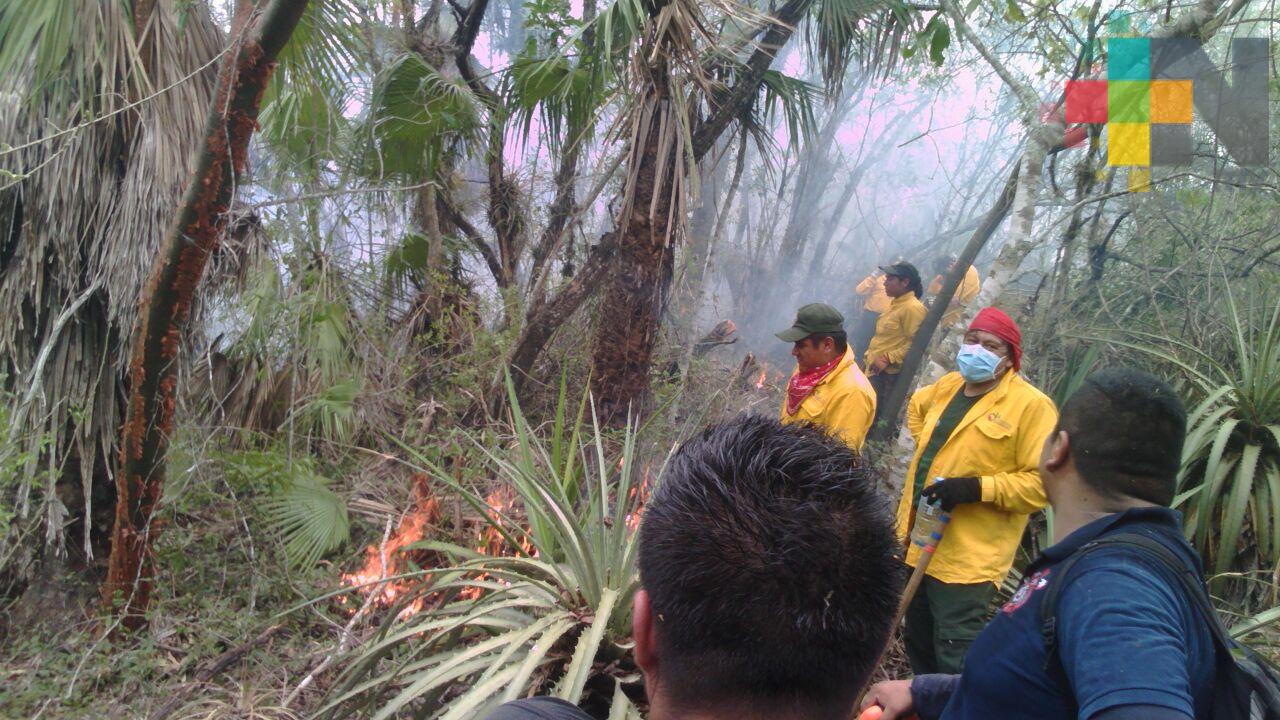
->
[1044,429,1070,473]
[633,589,659,679]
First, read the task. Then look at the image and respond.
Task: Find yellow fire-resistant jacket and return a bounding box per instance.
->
[895,370,1059,585]
[856,274,892,314]
[864,294,928,375]
[780,349,877,451]
[928,266,982,327]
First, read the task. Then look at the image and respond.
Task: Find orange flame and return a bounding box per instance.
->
[341,474,439,620]
[755,370,768,389]
[624,467,652,532]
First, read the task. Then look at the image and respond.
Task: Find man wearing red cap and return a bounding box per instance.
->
[895,307,1058,675]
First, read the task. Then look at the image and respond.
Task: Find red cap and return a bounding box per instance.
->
[967,307,1022,370]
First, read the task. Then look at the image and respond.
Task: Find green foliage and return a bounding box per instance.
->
[0,0,99,105]
[508,53,602,151]
[297,378,362,447]
[363,54,482,180]
[759,71,823,148]
[1108,284,1280,591]
[1049,344,1102,408]
[223,449,351,570]
[384,231,432,283]
[320,379,649,718]
[258,0,365,173]
[903,14,950,66]
[1003,0,1027,23]
[233,258,366,444]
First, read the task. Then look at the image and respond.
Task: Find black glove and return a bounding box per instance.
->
[920,476,981,511]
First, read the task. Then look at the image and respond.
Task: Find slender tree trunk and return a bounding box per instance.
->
[528,0,596,299]
[101,0,310,633]
[804,170,859,278]
[771,89,858,292]
[1043,134,1102,328]
[455,0,523,293]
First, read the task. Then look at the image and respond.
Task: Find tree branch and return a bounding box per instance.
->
[690,0,810,162]
[436,191,503,285]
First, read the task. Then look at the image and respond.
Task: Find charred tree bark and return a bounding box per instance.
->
[588,60,679,423]
[101,0,310,633]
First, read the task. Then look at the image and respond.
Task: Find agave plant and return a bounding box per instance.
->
[1108,284,1280,591]
[318,377,653,718]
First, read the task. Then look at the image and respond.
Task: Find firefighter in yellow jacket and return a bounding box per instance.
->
[896,307,1058,675]
[775,303,876,451]
[864,262,928,424]
[852,268,892,359]
[927,255,982,328]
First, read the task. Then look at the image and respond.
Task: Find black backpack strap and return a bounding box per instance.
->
[1039,532,1233,670]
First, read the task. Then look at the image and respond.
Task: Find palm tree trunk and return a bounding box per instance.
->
[588,70,679,422]
[102,0,310,633]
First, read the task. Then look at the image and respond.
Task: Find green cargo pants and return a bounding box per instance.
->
[903,574,997,675]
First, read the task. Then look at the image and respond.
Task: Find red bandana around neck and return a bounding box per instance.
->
[785,355,843,415]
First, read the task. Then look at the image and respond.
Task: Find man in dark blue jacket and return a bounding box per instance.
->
[863,367,1216,720]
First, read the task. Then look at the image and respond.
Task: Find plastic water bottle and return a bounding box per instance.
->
[910,477,951,549]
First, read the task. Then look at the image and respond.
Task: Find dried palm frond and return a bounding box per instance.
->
[0,0,221,576]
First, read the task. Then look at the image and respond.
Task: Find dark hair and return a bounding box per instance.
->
[805,331,848,354]
[908,276,924,298]
[637,416,904,716]
[1057,367,1187,505]
[888,262,924,298]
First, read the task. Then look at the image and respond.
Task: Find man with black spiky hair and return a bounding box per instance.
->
[486,416,906,720]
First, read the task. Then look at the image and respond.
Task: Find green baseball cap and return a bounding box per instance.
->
[775,303,845,342]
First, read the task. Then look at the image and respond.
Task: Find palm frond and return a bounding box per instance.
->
[757,70,822,148]
[259,0,365,172]
[361,53,483,180]
[224,450,351,570]
[507,53,605,151]
[806,0,917,88]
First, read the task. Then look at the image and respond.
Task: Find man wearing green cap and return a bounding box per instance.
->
[776,304,877,451]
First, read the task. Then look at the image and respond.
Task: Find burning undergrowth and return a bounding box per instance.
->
[321,394,652,718]
[337,475,548,622]
[337,463,650,625]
